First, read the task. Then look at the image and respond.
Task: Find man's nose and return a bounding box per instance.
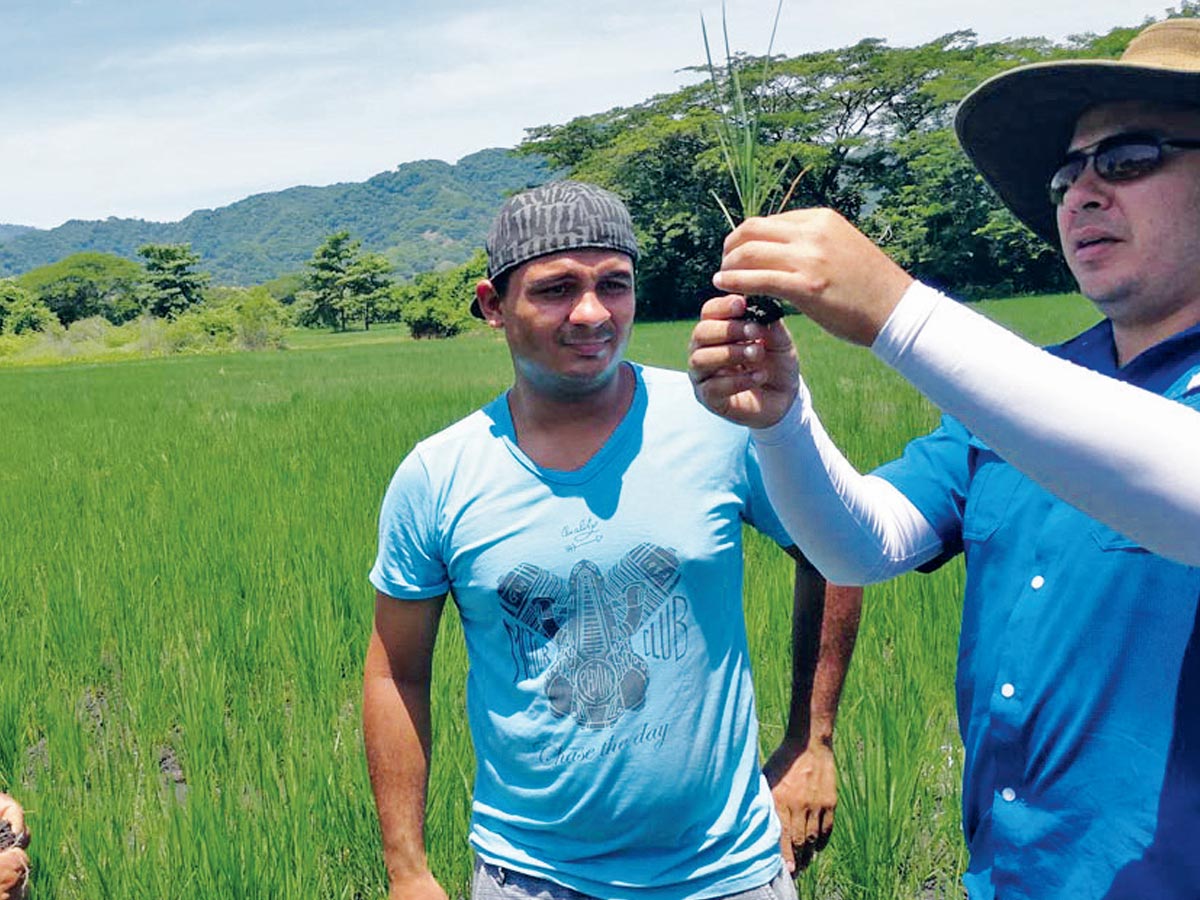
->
[1062,163,1113,211]
[570,289,609,325]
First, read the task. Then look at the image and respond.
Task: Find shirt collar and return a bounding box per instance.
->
[1052,315,1200,388]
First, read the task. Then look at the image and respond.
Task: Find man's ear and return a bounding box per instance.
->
[475,280,504,328]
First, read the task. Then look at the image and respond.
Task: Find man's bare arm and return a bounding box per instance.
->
[363,591,451,900]
[766,551,863,873]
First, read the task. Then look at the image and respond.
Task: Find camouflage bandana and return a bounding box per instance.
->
[474,181,638,317]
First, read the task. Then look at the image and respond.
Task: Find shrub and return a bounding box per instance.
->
[230,287,289,350]
[165,304,239,352]
[398,250,485,339]
[0,297,288,367]
[0,333,27,359]
[63,316,119,345]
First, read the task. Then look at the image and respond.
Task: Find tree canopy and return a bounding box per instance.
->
[516,24,1155,316]
[0,280,56,335]
[15,251,144,326]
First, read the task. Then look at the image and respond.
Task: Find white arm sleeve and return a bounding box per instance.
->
[751,382,944,586]
[872,282,1200,567]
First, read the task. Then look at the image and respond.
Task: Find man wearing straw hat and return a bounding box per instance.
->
[688,17,1200,899]
[363,180,862,900]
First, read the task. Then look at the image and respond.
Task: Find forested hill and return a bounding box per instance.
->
[0,225,34,244]
[0,149,551,285]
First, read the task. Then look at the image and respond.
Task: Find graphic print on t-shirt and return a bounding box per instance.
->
[498,542,682,729]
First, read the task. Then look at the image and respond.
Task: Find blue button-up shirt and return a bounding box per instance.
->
[876,318,1200,899]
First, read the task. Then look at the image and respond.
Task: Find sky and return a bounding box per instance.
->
[0,0,1173,230]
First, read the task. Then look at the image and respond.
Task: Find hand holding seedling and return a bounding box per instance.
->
[688,293,800,430]
[714,209,915,347]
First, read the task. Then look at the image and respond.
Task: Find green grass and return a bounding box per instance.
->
[0,293,1100,898]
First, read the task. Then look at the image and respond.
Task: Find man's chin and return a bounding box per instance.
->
[516,357,624,400]
[558,366,621,398]
[1077,275,1137,315]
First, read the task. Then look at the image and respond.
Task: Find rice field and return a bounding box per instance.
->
[0,293,1100,898]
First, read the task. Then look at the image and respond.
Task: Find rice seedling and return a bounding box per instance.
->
[701,0,808,323]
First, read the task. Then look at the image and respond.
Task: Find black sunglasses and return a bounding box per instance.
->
[1048,133,1200,206]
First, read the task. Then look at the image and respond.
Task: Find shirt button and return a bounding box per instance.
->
[1001,683,1015,698]
[1030,575,1045,590]
[1001,787,1016,802]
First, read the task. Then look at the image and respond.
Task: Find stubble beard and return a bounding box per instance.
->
[513,328,628,402]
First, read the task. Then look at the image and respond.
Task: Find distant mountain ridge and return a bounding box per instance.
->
[0,224,34,244]
[0,149,552,284]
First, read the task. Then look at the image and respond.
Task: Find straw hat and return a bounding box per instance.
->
[954,18,1200,245]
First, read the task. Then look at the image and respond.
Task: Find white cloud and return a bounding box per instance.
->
[95,32,363,71]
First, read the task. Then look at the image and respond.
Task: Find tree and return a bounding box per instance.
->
[15,252,143,325]
[861,127,1001,292]
[972,208,1074,296]
[137,243,210,318]
[297,231,356,330]
[0,281,25,332]
[298,231,394,331]
[0,281,56,335]
[340,252,392,330]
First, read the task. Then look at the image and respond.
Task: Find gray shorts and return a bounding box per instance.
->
[471,857,799,900]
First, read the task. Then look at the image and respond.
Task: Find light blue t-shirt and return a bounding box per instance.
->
[371,363,792,900]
